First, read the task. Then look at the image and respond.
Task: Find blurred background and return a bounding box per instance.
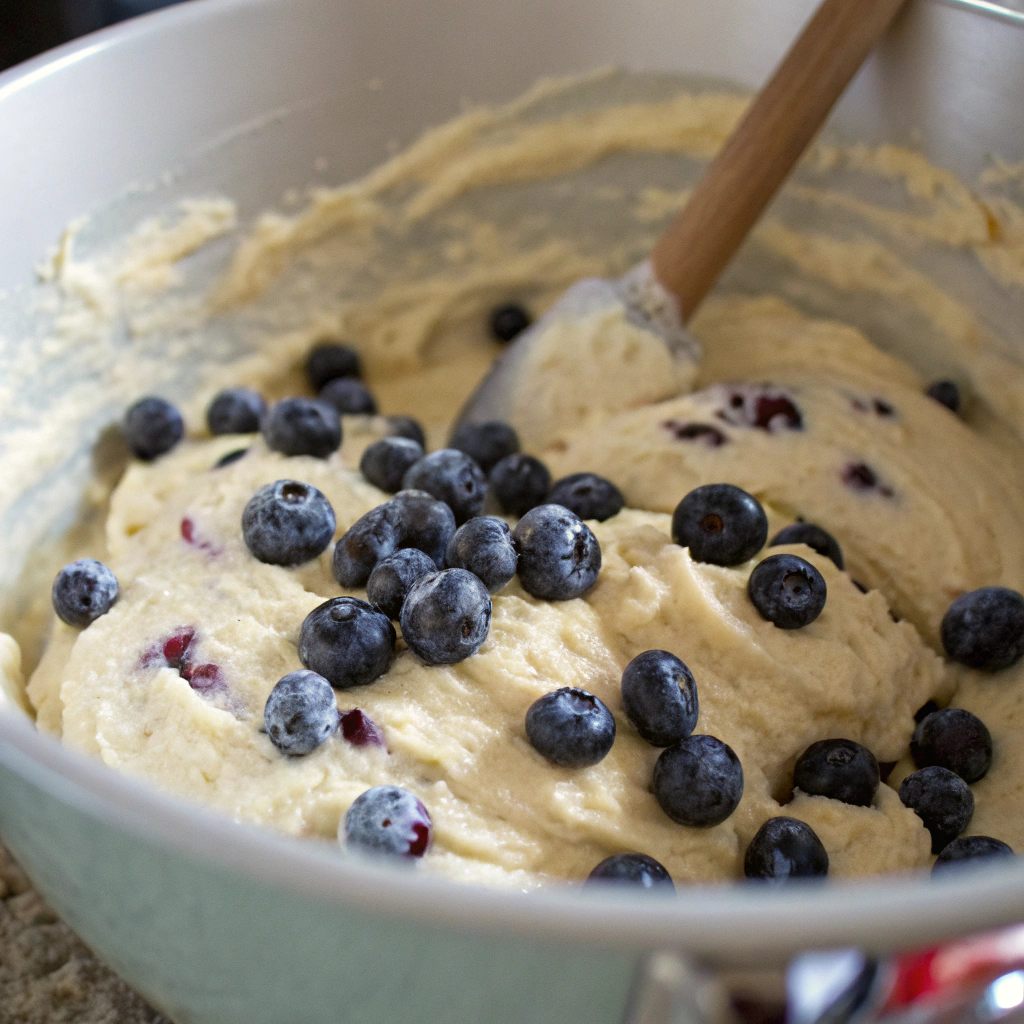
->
[0,0,188,72]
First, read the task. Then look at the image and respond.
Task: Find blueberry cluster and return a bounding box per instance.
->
[97,324,1024,883]
[672,484,829,630]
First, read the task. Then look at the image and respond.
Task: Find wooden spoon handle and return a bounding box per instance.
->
[650,0,907,322]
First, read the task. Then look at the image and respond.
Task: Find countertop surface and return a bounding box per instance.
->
[0,840,167,1024]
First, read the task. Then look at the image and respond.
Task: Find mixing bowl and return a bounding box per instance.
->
[1,1,1023,1021]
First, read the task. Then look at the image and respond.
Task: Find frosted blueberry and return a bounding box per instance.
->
[52,559,119,628]
[264,670,339,756]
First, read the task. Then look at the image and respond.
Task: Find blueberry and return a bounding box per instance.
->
[390,490,458,569]
[525,687,616,769]
[652,734,743,827]
[214,447,248,469]
[490,303,531,343]
[933,835,1014,873]
[399,568,492,665]
[547,473,625,523]
[911,708,992,783]
[512,504,601,601]
[263,669,339,756]
[748,554,827,629]
[401,449,487,525]
[586,853,675,892]
[621,650,698,748]
[123,396,184,460]
[360,437,424,493]
[343,785,432,859]
[915,699,940,724]
[333,504,399,588]
[387,415,427,449]
[332,491,456,588]
[448,421,520,474]
[298,597,396,689]
[769,522,844,570]
[242,480,336,566]
[306,341,361,390]
[489,453,551,517]
[319,377,377,416]
[672,484,768,566]
[926,380,960,414]
[744,817,829,881]
[52,559,119,628]
[793,738,879,807]
[941,587,1024,671]
[445,516,518,594]
[206,388,266,435]
[899,766,974,853]
[366,548,437,620]
[262,398,341,459]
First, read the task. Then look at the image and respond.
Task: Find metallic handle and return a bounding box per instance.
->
[624,952,737,1024]
[931,0,1024,28]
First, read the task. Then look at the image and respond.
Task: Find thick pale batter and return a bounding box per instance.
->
[6,70,1024,887]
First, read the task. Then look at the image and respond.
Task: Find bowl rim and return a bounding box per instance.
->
[2,0,1024,965]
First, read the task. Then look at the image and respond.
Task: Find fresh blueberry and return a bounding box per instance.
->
[401,449,487,525]
[298,597,396,689]
[242,480,336,566]
[490,303,531,343]
[52,559,119,628]
[123,396,184,460]
[206,388,266,435]
[769,522,844,570]
[748,554,827,629]
[941,587,1024,671]
[399,568,492,665]
[319,377,377,416]
[263,669,339,756]
[926,380,960,414]
[512,504,601,601]
[387,415,427,449]
[793,738,879,807]
[306,341,361,390]
[672,484,768,566]
[262,398,341,459]
[621,650,698,748]
[366,548,437,620]
[525,687,616,769]
[445,516,518,594]
[899,766,974,854]
[915,700,940,724]
[586,853,675,892]
[390,490,458,569]
[933,835,1014,873]
[653,734,743,827]
[744,817,829,881]
[333,504,399,588]
[448,421,520,474]
[332,491,455,588]
[911,708,992,783]
[360,437,424,493]
[547,473,625,523]
[214,447,248,469]
[489,453,551,517]
[343,785,432,859]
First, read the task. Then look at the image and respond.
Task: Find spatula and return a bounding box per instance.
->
[456,0,909,437]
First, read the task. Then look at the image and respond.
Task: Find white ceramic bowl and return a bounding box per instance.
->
[1,2,1024,1022]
